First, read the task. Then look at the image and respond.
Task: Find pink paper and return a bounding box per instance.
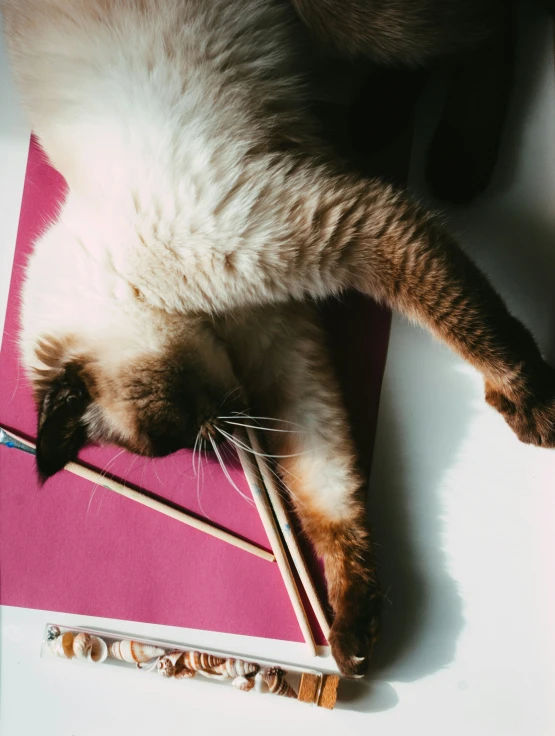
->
[0,138,390,644]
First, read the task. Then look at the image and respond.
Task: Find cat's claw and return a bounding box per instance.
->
[328,588,382,678]
[328,626,370,678]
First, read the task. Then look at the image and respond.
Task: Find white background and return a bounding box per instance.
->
[1,7,554,735]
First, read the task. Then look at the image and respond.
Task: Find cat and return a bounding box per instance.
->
[2,0,555,677]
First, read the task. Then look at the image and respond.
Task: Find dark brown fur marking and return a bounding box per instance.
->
[32,337,93,480]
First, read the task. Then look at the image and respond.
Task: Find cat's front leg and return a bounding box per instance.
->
[243,309,381,677]
[262,161,555,447]
[212,157,555,446]
[267,410,381,679]
[298,502,381,679]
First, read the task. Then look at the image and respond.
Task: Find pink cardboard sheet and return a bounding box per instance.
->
[0,138,390,644]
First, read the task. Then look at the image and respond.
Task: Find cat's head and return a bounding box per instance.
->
[19,218,243,481]
[27,331,242,481]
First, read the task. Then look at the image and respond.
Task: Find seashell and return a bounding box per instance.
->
[213,658,259,679]
[232,675,255,692]
[199,653,226,671]
[174,661,196,680]
[157,650,181,677]
[180,651,225,673]
[109,640,165,663]
[89,636,108,663]
[157,651,185,678]
[73,633,92,661]
[46,625,61,641]
[254,671,268,694]
[180,651,202,672]
[53,631,75,659]
[262,667,297,699]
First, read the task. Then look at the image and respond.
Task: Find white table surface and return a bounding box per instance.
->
[1,7,554,735]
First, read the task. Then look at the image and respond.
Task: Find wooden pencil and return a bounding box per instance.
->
[0,426,274,563]
[246,426,331,640]
[234,427,318,656]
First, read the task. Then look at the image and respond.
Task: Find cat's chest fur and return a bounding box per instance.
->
[6,0,311,313]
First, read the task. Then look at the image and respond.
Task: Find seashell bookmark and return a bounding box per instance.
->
[42,623,340,708]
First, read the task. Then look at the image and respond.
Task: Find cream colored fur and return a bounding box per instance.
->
[3,1,304,367]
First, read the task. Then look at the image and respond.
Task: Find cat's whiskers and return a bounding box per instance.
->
[196,436,209,518]
[192,430,202,477]
[218,425,308,513]
[218,420,308,508]
[97,452,139,515]
[209,435,254,506]
[216,426,307,459]
[202,438,209,479]
[223,419,301,434]
[86,448,126,516]
[221,413,306,430]
[150,455,165,488]
[220,386,242,406]
[262,457,308,512]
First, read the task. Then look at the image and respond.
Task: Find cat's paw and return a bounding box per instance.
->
[328,587,382,678]
[485,367,555,447]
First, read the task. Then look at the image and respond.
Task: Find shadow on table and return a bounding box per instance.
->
[334,4,553,713]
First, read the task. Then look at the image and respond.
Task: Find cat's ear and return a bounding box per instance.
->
[35,361,91,482]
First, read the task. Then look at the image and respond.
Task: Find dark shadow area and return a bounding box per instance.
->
[411,5,555,356]
[315,49,467,700]
[476,4,554,206]
[365,345,469,682]
[321,4,553,708]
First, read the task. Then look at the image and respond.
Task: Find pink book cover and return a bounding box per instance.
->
[0,138,390,644]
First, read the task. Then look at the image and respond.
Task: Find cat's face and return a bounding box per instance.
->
[20,217,243,481]
[28,327,243,481]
